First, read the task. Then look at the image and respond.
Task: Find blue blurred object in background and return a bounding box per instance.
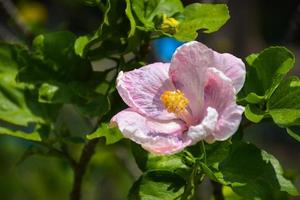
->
[153,37,185,62]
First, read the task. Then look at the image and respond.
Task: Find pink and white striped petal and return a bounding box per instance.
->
[116,63,176,120]
[203,68,244,141]
[170,41,214,121]
[111,108,191,155]
[187,107,218,144]
[212,52,246,93]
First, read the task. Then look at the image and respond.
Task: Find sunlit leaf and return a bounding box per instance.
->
[286,126,300,142]
[86,123,122,144]
[268,77,300,126]
[241,47,295,100]
[132,0,183,29]
[175,3,230,41]
[128,170,185,200]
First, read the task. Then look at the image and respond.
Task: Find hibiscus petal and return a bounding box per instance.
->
[204,68,244,141]
[111,108,191,155]
[213,52,246,92]
[116,63,176,120]
[187,107,218,145]
[170,41,214,120]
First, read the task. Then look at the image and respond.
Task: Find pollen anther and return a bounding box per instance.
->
[160,90,189,114]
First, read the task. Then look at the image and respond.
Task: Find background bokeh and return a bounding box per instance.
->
[0,0,300,199]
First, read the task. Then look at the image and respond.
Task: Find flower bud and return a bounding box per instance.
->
[160,15,179,34]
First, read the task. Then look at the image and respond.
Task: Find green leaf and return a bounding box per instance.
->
[38,81,111,116]
[286,126,300,142]
[38,82,73,104]
[240,92,265,104]
[175,3,230,41]
[16,31,111,117]
[244,104,266,123]
[132,0,184,29]
[204,140,231,167]
[75,94,110,117]
[74,35,91,57]
[239,47,295,125]
[222,186,243,200]
[268,77,300,126]
[215,142,299,199]
[245,53,258,66]
[75,0,135,58]
[0,43,47,141]
[0,44,42,126]
[18,31,92,83]
[131,142,188,173]
[242,47,295,100]
[0,126,41,141]
[128,170,185,200]
[74,0,111,58]
[86,123,122,144]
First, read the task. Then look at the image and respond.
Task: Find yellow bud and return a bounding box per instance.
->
[160,15,179,34]
[18,2,47,24]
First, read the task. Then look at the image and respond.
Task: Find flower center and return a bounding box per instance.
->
[160,15,179,34]
[160,90,189,115]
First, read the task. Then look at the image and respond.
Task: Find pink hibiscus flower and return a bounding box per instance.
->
[111,41,245,155]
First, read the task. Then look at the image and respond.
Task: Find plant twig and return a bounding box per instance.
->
[32,141,77,169]
[138,33,151,61]
[70,138,100,200]
[0,23,18,41]
[0,0,29,35]
[211,181,224,200]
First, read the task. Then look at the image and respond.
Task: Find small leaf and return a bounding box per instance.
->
[241,92,265,104]
[38,82,73,104]
[222,186,243,200]
[128,170,185,200]
[74,35,91,57]
[268,77,300,126]
[0,126,41,141]
[286,126,300,142]
[244,104,265,123]
[132,0,184,29]
[175,3,230,41]
[86,123,122,144]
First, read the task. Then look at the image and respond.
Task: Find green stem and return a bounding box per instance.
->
[201,141,206,164]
